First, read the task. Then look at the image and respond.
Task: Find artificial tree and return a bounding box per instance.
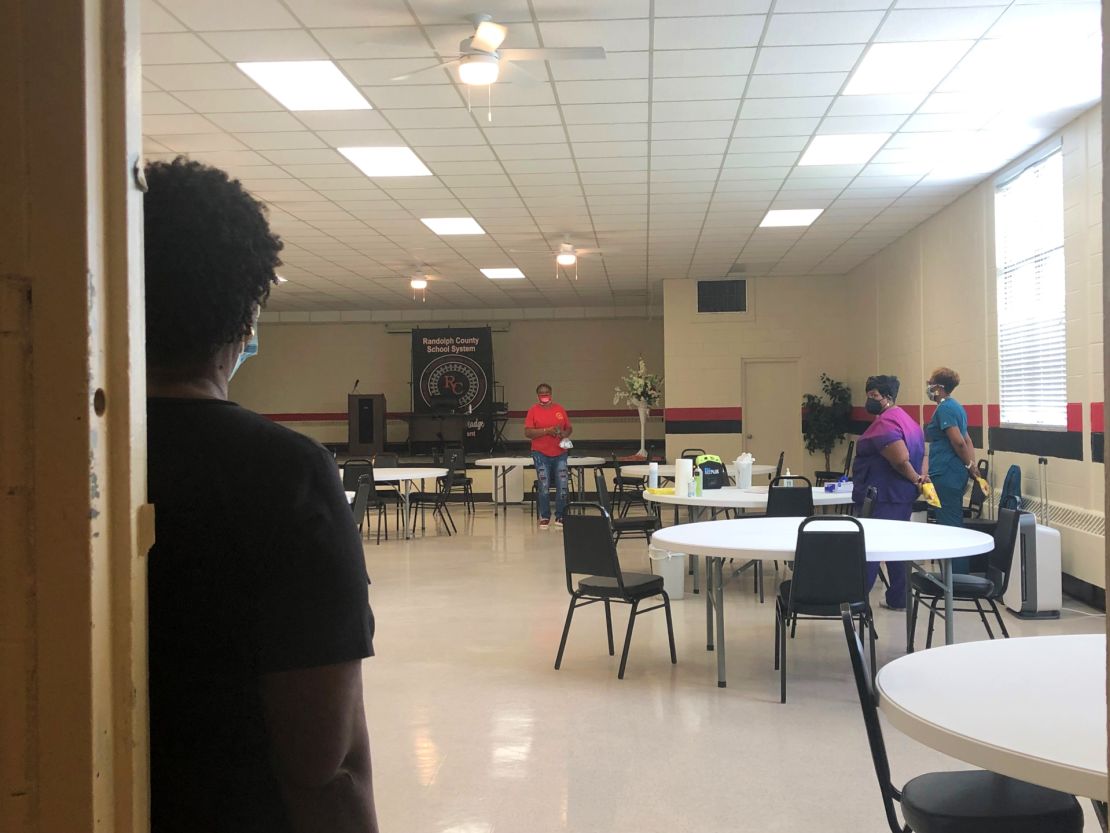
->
[801,373,853,471]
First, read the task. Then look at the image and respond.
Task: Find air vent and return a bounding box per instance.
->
[697,279,746,313]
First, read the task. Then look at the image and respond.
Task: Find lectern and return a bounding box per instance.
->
[348,394,386,456]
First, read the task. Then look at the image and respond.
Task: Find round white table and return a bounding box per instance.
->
[622,462,776,479]
[342,466,447,540]
[877,634,1107,802]
[474,456,607,514]
[644,486,852,510]
[650,517,993,687]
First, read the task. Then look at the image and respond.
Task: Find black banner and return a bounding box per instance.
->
[411,327,494,451]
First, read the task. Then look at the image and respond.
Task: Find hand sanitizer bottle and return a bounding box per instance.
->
[783,467,793,488]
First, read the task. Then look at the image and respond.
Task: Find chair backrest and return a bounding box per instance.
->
[593,467,614,513]
[680,447,706,460]
[343,460,373,492]
[767,476,815,517]
[773,451,785,480]
[443,444,466,472]
[842,440,856,475]
[999,464,1022,511]
[789,516,868,609]
[562,505,623,594]
[860,485,878,519]
[372,452,399,468]
[840,606,905,833]
[437,468,456,495]
[985,507,1022,595]
[350,475,372,524]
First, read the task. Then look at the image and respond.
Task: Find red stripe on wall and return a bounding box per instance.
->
[1067,402,1083,432]
[1092,402,1104,430]
[263,412,346,422]
[988,404,1000,427]
[264,408,664,423]
[664,407,742,421]
[850,406,875,423]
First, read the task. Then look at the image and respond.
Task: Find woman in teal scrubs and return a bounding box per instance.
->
[925,366,979,571]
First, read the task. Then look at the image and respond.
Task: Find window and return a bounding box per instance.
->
[994,149,1066,428]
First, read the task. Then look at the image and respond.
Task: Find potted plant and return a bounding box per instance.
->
[613,357,663,459]
[801,373,853,472]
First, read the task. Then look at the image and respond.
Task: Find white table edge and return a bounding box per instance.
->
[876,682,1108,800]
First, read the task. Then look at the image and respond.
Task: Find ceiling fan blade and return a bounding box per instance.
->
[390,58,460,81]
[499,47,606,62]
[472,20,508,53]
[500,60,546,86]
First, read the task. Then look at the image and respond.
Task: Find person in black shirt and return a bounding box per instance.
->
[144,158,379,833]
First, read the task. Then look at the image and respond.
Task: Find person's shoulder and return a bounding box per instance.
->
[222,403,334,466]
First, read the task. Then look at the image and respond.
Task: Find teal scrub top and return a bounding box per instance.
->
[926,397,969,488]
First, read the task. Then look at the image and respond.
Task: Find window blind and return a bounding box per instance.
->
[994,150,1066,428]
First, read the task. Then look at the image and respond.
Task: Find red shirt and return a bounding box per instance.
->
[525,402,571,457]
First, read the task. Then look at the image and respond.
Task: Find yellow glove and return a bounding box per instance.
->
[919,481,942,508]
[974,475,991,499]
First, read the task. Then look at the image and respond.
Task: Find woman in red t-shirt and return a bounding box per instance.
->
[524,383,573,528]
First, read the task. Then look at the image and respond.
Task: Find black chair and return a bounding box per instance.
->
[858,485,890,589]
[372,452,399,467]
[840,604,1082,833]
[772,450,785,481]
[749,475,816,602]
[408,469,458,536]
[815,440,855,485]
[554,504,676,680]
[611,461,649,518]
[342,458,373,492]
[909,507,1022,650]
[963,459,989,520]
[594,468,659,543]
[441,444,475,514]
[348,466,399,545]
[774,515,873,703]
[679,447,706,460]
[350,474,372,533]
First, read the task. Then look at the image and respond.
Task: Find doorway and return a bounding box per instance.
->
[742,358,803,477]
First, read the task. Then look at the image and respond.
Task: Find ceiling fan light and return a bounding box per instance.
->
[556,252,577,267]
[458,54,499,86]
[410,278,428,290]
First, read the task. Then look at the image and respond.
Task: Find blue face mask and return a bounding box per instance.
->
[229,325,258,380]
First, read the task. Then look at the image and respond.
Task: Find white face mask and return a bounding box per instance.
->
[229,324,258,381]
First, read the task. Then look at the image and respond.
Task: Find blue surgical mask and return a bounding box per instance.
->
[229,325,258,380]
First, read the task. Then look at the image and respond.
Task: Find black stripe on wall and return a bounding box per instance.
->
[848,419,871,435]
[665,419,742,435]
[968,426,983,448]
[988,427,1084,461]
[1092,432,1104,463]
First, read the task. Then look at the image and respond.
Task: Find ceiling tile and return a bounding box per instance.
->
[548,51,650,81]
[141,33,224,63]
[740,96,832,118]
[142,0,186,32]
[208,111,305,131]
[561,102,650,124]
[746,72,848,98]
[313,27,435,60]
[652,15,766,49]
[651,121,734,141]
[313,129,407,145]
[652,76,747,101]
[361,85,463,108]
[201,29,328,61]
[153,132,249,152]
[819,114,906,132]
[876,7,1003,40]
[764,11,884,45]
[651,138,729,155]
[567,123,649,142]
[754,45,864,74]
[533,0,649,18]
[143,62,253,90]
[294,111,392,131]
[482,125,567,144]
[573,140,649,158]
[555,79,649,104]
[157,0,300,30]
[143,112,222,133]
[281,0,414,27]
[339,58,454,86]
[655,0,771,15]
[827,93,925,116]
[733,117,821,136]
[401,127,487,146]
[652,100,740,122]
[142,91,192,114]
[494,143,571,160]
[539,19,651,52]
[652,48,755,78]
[731,136,809,152]
[174,89,282,112]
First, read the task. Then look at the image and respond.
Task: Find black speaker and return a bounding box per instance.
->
[348,394,385,455]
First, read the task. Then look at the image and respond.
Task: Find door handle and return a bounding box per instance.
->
[746,434,753,439]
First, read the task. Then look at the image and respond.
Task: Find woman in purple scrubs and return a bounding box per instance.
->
[851,375,928,610]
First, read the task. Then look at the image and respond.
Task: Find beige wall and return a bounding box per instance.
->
[844,105,1104,587]
[231,316,665,447]
[662,276,853,471]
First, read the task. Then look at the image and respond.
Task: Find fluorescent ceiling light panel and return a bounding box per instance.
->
[422,217,486,235]
[481,268,526,279]
[237,61,371,111]
[844,41,972,95]
[800,133,890,166]
[760,209,824,227]
[338,146,431,177]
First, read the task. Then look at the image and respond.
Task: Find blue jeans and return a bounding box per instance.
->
[532,451,569,520]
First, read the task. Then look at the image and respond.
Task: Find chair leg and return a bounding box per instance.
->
[604,600,614,656]
[757,561,765,604]
[662,592,677,664]
[908,590,921,652]
[790,610,798,639]
[780,607,789,704]
[617,600,640,680]
[973,598,995,639]
[926,598,939,649]
[868,615,878,686]
[774,602,781,670]
[442,501,457,533]
[376,505,383,546]
[988,599,1010,638]
[554,596,578,670]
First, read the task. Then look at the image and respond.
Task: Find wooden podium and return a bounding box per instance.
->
[348,394,386,456]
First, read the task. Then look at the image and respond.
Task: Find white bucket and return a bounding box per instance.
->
[648,546,686,600]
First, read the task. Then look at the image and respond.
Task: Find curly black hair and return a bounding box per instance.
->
[144,157,282,371]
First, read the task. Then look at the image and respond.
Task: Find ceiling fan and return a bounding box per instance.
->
[391,14,605,118]
[510,238,612,280]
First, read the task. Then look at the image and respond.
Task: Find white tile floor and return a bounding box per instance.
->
[362,505,1104,833]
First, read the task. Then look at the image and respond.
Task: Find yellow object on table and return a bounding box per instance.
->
[645,487,675,495]
[919,481,941,508]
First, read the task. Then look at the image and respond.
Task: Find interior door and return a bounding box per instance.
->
[742,359,803,476]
